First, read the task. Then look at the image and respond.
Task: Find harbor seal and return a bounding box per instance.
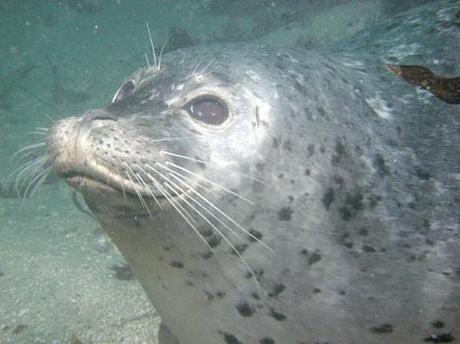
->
[43,2,459,344]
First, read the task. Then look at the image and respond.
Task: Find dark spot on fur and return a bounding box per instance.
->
[251,291,260,300]
[343,242,354,249]
[248,229,263,242]
[307,143,315,157]
[201,229,213,237]
[260,338,275,344]
[308,251,322,265]
[339,192,364,220]
[374,154,390,177]
[254,268,265,277]
[223,332,243,344]
[256,162,265,171]
[424,333,455,343]
[363,245,377,253]
[415,167,432,180]
[432,320,445,329]
[278,173,284,179]
[230,244,248,255]
[370,324,393,334]
[268,307,287,321]
[283,139,293,152]
[423,218,431,230]
[313,287,321,294]
[287,195,294,203]
[334,175,345,187]
[268,284,286,298]
[305,168,311,176]
[317,106,328,118]
[171,261,184,268]
[301,249,322,265]
[278,206,294,221]
[322,187,335,209]
[320,144,326,153]
[358,227,369,236]
[272,137,280,149]
[331,140,346,164]
[208,235,221,248]
[201,251,213,259]
[236,301,255,317]
[368,194,382,209]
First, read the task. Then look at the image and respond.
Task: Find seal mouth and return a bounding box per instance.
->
[55,153,193,212]
[60,166,176,203]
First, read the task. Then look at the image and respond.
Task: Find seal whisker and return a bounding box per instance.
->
[145,164,262,292]
[135,171,162,208]
[164,172,244,239]
[26,131,48,137]
[12,156,47,191]
[44,113,55,123]
[159,150,269,189]
[170,172,272,252]
[162,180,261,293]
[144,52,151,69]
[144,171,214,252]
[157,39,168,71]
[146,23,158,70]
[124,166,152,216]
[120,174,127,201]
[154,165,221,198]
[160,151,207,164]
[193,57,217,77]
[29,167,53,198]
[12,142,46,163]
[23,166,52,198]
[150,136,202,143]
[134,164,164,209]
[159,162,254,205]
[7,157,43,183]
[191,58,206,75]
[12,157,48,198]
[143,163,197,223]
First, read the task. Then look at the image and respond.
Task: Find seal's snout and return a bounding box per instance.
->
[46,116,82,178]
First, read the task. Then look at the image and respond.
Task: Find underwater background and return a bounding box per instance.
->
[0,0,458,343]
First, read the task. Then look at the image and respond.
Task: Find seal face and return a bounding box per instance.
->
[45,13,460,344]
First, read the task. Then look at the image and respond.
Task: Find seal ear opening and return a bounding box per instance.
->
[111,80,136,103]
[184,95,229,125]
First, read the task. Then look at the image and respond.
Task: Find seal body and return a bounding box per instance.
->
[46,2,459,343]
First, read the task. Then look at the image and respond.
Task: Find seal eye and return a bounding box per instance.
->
[185,96,229,125]
[112,80,135,103]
